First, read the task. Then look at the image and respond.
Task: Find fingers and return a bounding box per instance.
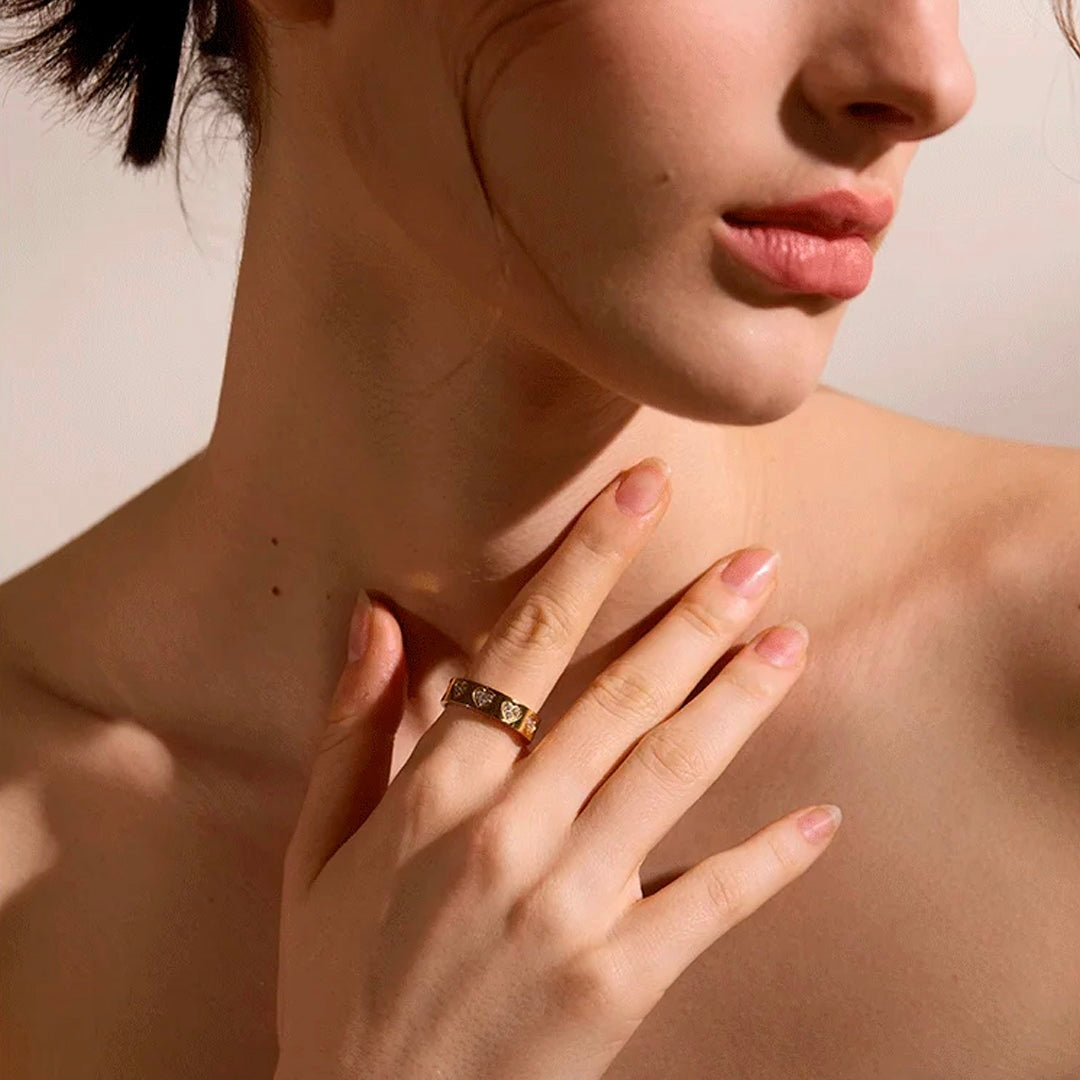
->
[606,802,842,1003]
[511,545,780,821]
[407,457,672,793]
[282,597,407,898]
[557,619,809,899]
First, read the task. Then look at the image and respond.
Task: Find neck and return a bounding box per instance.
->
[137,148,814,755]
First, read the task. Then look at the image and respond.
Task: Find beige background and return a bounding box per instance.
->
[2,0,1078,584]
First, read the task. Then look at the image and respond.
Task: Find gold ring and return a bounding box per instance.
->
[440,677,540,744]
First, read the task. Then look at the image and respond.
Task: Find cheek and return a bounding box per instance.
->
[467,4,832,421]
[473,3,782,317]
[325,1,838,424]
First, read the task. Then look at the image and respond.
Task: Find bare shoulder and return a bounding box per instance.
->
[981,440,1080,731]
[832,390,1079,729]
[0,652,283,1080]
[924,430,1080,738]
[0,660,119,912]
[0,641,180,918]
[0,665,54,905]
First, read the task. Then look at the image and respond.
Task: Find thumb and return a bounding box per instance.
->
[284,591,407,895]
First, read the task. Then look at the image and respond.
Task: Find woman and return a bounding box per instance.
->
[1,0,1078,1076]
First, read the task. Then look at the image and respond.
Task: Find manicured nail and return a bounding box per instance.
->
[797,804,843,844]
[615,457,671,517]
[753,619,808,667]
[720,547,779,598]
[347,591,373,662]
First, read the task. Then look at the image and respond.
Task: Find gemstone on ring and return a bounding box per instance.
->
[441,677,538,744]
[471,686,496,708]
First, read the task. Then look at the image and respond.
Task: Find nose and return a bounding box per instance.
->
[797,0,977,145]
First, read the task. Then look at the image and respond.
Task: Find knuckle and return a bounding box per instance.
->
[554,946,630,1023]
[462,805,523,888]
[701,862,746,922]
[676,594,738,641]
[506,873,588,951]
[496,591,577,656]
[572,518,624,565]
[588,663,667,724]
[317,713,359,756]
[723,663,773,708]
[634,727,709,789]
[399,753,464,836]
[764,827,801,876]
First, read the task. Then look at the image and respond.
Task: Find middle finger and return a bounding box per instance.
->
[510,545,781,821]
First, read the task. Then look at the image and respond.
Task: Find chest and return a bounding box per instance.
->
[6,636,1079,1080]
[611,613,1080,1079]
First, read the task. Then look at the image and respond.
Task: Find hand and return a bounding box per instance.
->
[275,457,841,1080]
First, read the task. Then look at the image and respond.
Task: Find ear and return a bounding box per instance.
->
[245,0,332,24]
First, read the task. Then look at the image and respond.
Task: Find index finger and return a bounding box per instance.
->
[415,456,672,787]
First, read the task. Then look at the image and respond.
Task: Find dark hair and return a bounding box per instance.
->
[2,1,1079,171]
[0,0,264,167]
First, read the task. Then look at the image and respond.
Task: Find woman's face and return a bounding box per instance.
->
[309,0,976,423]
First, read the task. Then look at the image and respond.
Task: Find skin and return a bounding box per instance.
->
[2,0,1080,1076]
[276,469,835,1080]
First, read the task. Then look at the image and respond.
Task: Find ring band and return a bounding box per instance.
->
[441,677,540,744]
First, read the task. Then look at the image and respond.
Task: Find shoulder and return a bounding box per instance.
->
[0,653,173,909]
[0,661,80,910]
[969,441,1079,731]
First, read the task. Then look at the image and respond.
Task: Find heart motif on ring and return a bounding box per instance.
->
[471,686,496,708]
[500,700,523,723]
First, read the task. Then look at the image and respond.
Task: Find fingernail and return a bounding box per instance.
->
[615,457,671,517]
[797,804,843,844]
[347,591,373,662]
[720,547,779,598]
[753,619,808,667]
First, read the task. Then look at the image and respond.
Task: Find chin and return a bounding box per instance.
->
[645,363,822,426]
[568,288,840,427]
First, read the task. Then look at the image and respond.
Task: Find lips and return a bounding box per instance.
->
[714,219,875,300]
[713,188,895,299]
[722,189,896,241]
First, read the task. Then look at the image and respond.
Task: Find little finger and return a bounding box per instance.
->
[605,800,842,1004]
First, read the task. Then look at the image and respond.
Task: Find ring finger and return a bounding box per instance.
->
[510,544,782,821]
